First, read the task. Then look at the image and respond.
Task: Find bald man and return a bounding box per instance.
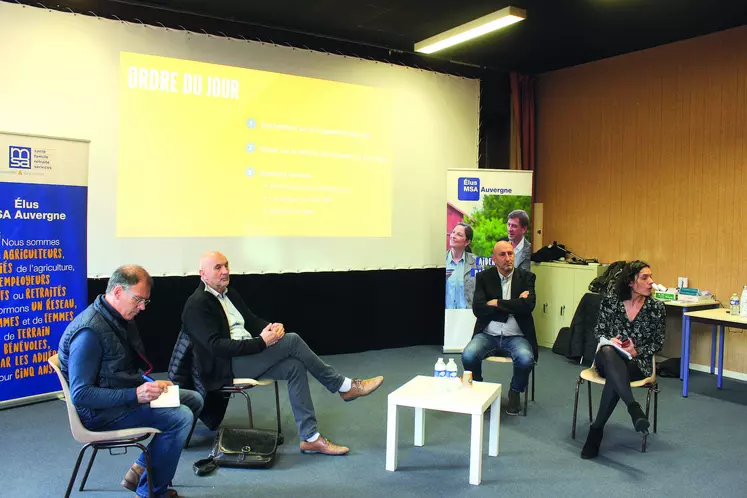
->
[181,251,384,455]
[461,238,538,416]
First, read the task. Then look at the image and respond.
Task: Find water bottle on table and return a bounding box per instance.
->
[434,358,446,378]
[741,285,747,318]
[446,358,458,379]
[730,293,740,315]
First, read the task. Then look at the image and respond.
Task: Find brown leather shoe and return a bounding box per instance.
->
[300,435,350,455]
[340,376,384,402]
[121,463,144,492]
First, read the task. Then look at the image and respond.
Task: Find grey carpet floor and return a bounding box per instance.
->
[2,345,747,497]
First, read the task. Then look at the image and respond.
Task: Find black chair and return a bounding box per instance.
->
[185,378,282,448]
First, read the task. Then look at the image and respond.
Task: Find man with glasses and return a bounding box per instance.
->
[58,265,202,498]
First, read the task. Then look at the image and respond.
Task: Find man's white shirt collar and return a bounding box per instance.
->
[203,280,227,298]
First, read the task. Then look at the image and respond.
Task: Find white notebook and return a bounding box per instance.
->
[150,385,181,408]
[598,337,632,360]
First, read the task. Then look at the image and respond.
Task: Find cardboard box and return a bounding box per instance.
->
[677,294,712,303]
[654,291,677,301]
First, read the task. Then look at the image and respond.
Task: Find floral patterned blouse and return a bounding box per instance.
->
[593,294,666,377]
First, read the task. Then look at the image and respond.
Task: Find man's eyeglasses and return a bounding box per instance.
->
[125,288,151,307]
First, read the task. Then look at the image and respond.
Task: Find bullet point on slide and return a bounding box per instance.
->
[246,143,255,153]
[246,118,256,128]
[245,168,254,177]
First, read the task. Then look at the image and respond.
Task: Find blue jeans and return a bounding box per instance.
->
[232,332,345,441]
[88,389,203,498]
[461,333,534,392]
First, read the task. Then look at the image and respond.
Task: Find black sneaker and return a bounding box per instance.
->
[505,390,522,416]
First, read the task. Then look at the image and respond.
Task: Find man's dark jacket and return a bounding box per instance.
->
[181,281,269,392]
[472,266,539,359]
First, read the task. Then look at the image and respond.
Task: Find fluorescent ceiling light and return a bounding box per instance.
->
[414,6,526,54]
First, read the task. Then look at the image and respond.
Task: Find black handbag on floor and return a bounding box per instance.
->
[208,427,280,469]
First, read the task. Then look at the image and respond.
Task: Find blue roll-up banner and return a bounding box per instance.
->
[444,169,533,353]
[0,131,89,409]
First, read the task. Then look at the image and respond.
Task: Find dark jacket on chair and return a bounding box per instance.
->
[168,329,227,430]
[472,266,539,360]
[567,292,603,365]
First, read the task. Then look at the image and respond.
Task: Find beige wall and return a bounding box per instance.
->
[536,26,747,373]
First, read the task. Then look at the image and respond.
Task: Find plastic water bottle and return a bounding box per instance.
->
[446,358,458,379]
[434,358,446,378]
[740,286,747,318]
[730,293,740,316]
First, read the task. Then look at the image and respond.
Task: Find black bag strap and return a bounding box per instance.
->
[193,457,218,476]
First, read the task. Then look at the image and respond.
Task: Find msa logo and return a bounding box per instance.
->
[9,146,32,169]
[458,177,480,201]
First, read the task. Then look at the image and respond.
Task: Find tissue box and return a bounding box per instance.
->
[678,287,700,297]
[677,294,711,303]
[654,291,677,301]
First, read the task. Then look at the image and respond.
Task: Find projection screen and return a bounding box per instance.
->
[0,4,480,276]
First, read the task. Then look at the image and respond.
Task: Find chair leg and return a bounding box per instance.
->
[572,378,581,439]
[78,446,99,491]
[65,444,92,498]
[531,366,536,402]
[274,381,282,437]
[653,384,659,434]
[645,387,652,419]
[185,415,198,448]
[238,390,254,428]
[137,442,153,498]
[587,381,593,423]
[523,384,529,416]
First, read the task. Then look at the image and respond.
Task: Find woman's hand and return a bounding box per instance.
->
[622,337,638,358]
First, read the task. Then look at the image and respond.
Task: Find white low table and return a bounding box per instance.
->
[385,375,501,485]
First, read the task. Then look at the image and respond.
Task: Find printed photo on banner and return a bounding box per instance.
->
[445,170,532,310]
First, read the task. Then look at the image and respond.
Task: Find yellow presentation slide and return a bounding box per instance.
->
[117,52,392,237]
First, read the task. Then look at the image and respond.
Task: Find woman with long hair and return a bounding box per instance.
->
[446,222,476,309]
[581,260,666,459]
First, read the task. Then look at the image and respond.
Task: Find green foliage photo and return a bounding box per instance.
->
[465,195,532,257]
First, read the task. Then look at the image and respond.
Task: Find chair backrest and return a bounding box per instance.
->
[48,354,99,443]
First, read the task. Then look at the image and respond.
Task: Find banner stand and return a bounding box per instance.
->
[444,169,533,353]
[0,131,89,409]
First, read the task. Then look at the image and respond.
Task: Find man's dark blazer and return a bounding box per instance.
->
[181,281,269,392]
[472,266,538,359]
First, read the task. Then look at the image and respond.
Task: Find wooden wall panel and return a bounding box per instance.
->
[537,26,747,373]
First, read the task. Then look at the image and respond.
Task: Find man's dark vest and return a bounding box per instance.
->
[58,295,147,422]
